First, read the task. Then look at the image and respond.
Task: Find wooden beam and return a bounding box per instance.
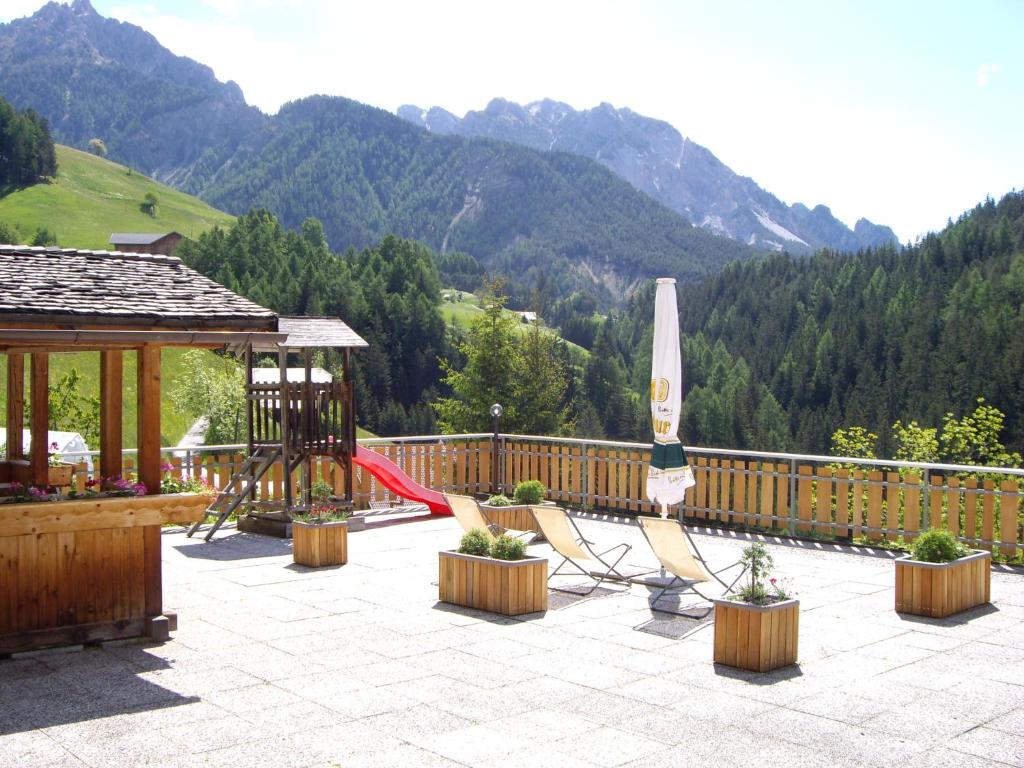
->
[136,346,161,494]
[30,353,49,487]
[5,353,24,460]
[100,350,123,480]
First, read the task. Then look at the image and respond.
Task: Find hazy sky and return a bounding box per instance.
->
[4,0,1022,241]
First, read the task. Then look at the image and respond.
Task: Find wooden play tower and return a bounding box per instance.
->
[188,317,367,540]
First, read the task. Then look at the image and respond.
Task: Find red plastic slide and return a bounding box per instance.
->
[352,445,451,515]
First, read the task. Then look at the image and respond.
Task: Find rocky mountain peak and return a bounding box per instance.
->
[398,98,898,254]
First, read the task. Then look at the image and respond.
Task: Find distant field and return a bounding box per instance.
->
[0,145,234,248]
[441,289,588,360]
[0,348,226,450]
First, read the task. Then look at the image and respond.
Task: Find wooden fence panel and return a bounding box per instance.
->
[797,465,813,534]
[776,464,790,532]
[904,473,922,541]
[947,477,961,538]
[814,468,833,536]
[885,472,900,541]
[929,476,943,533]
[866,471,883,542]
[982,479,995,552]
[962,479,978,544]
[732,461,746,527]
[834,469,850,538]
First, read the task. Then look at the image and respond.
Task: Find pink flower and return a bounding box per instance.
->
[770,578,777,584]
[161,463,175,472]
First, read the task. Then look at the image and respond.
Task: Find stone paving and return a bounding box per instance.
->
[2,511,1023,768]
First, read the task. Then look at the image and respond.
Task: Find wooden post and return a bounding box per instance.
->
[344,348,354,503]
[302,347,313,508]
[6,353,24,460]
[30,353,49,487]
[279,347,293,513]
[136,345,161,494]
[100,350,123,480]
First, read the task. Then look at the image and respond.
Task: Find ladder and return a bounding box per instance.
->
[187,446,282,541]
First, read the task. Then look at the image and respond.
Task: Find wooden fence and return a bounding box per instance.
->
[73,435,1024,557]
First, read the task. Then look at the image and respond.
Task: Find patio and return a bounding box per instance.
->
[2,512,1023,768]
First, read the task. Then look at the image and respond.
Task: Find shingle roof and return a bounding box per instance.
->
[109,232,180,245]
[254,316,368,349]
[0,245,276,329]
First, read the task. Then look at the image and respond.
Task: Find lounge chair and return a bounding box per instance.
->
[637,516,747,616]
[530,505,632,595]
[442,493,536,543]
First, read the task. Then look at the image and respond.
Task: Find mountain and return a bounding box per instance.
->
[0,2,759,303]
[0,0,266,188]
[397,98,899,254]
[195,96,757,300]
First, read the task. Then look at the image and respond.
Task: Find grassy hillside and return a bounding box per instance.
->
[441,288,589,363]
[0,145,233,248]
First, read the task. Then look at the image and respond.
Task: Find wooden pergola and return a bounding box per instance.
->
[0,244,285,654]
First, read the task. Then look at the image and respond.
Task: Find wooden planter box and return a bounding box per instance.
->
[47,463,74,487]
[480,500,551,541]
[438,550,548,616]
[292,520,348,568]
[0,493,208,654]
[895,550,991,618]
[712,597,799,672]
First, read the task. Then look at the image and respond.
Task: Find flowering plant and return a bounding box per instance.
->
[734,542,791,606]
[103,475,147,497]
[47,441,67,467]
[293,501,350,524]
[3,482,57,502]
[160,463,214,495]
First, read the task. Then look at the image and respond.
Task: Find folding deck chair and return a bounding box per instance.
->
[530,505,633,595]
[637,516,747,616]
[442,493,536,543]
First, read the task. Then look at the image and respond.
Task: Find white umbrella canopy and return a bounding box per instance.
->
[645,278,695,517]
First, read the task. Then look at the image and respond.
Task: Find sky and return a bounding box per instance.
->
[3,0,1022,242]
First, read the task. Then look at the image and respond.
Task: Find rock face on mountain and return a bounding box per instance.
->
[399,98,898,253]
[0,0,266,186]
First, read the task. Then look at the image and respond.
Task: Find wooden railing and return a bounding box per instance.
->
[248,381,353,454]
[64,434,1024,557]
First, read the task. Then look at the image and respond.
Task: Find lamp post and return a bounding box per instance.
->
[490,403,503,494]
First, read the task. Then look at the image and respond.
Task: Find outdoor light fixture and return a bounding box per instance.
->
[490,403,503,492]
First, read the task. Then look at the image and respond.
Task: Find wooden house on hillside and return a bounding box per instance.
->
[109,231,183,256]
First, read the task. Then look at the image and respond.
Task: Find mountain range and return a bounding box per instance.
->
[1,0,891,305]
[398,99,898,254]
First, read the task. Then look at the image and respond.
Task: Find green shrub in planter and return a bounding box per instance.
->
[459,528,491,556]
[513,480,545,505]
[485,494,513,507]
[910,529,970,563]
[490,534,527,561]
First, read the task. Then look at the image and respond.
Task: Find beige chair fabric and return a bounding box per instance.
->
[638,517,714,583]
[530,505,632,594]
[444,493,496,540]
[530,505,593,562]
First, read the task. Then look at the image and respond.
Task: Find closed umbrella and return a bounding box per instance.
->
[646,278,695,518]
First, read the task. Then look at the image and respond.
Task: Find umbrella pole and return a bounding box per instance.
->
[659,502,669,520]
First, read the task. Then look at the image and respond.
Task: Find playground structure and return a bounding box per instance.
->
[189,317,449,541]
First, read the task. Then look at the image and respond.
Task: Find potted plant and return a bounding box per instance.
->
[292,501,350,568]
[895,529,991,618]
[438,528,548,616]
[712,542,798,672]
[47,441,74,487]
[481,480,549,539]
